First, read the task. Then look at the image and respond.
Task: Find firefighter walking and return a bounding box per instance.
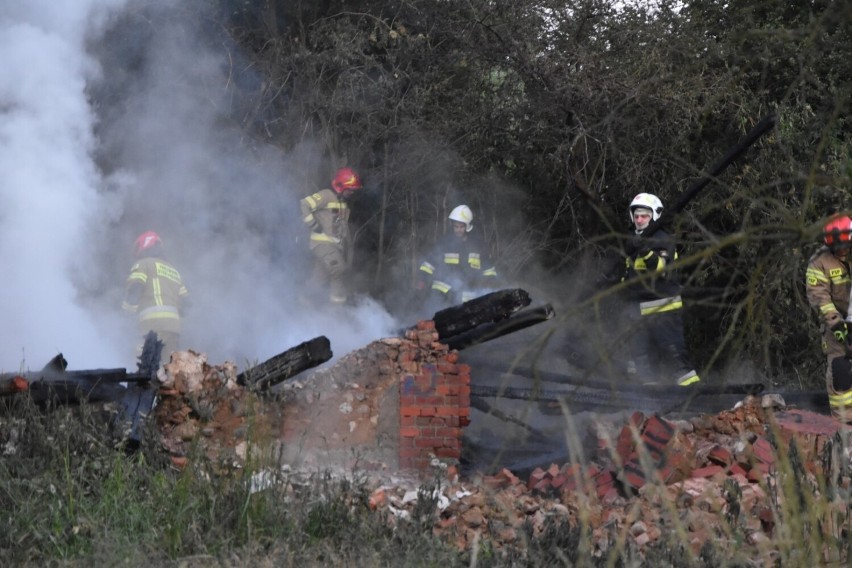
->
[418,205,498,309]
[805,215,852,423]
[621,193,700,387]
[299,167,363,305]
[122,231,188,359]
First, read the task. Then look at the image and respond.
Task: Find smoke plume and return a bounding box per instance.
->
[0,0,396,373]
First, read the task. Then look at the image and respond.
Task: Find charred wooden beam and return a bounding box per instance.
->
[1,367,144,401]
[430,288,532,339]
[474,364,766,396]
[0,331,163,448]
[237,336,332,391]
[443,304,555,351]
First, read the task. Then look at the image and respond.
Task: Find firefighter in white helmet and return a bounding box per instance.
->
[299,167,363,304]
[621,193,700,387]
[122,231,189,358]
[418,204,498,309]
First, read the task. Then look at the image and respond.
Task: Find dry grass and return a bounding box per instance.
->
[2,396,850,567]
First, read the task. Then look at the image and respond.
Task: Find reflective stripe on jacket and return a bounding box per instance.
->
[806,247,851,328]
[123,257,187,334]
[418,232,497,296]
[622,228,682,305]
[300,188,351,252]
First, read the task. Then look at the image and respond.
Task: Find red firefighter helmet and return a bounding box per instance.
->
[134,231,162,256]
[331,167,363,194]
[824,216,852,251]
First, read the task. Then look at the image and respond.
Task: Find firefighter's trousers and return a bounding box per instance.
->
[822,328,852,422]
[309,242,349,303]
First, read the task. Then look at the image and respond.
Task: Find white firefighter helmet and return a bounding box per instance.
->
[628,193,664,224]
[448,205,474,232]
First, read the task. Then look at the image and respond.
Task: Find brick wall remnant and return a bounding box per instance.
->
[277,320,470,474]
[399,321,471,471]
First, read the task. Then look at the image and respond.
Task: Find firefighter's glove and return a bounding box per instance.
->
[831,321,849,344]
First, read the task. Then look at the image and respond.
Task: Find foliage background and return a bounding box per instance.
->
[124,0,850,386]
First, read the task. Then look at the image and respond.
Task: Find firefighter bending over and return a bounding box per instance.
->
[418,205,498,309]
[122,231,188,358]
[805,215,852,422]
[300,167,363,304]
[621,193,700,386]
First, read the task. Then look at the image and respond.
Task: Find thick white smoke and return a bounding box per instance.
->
[0,1,398,373]
[0,0,131,371]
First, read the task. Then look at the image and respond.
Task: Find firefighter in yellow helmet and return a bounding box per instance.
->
[418,204,498,309]
[621,193,700,387]
[122,231,188,358]
[805,215,852,422]
[299,167,363,304]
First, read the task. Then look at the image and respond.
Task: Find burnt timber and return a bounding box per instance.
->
[237,336,332,391]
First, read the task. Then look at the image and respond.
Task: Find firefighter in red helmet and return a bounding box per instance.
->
[299,167,363,304]
[122,231,188,358]
[806,214,852,422]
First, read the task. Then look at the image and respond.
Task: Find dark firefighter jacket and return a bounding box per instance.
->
[419,231,497,301]
[622,228,683,315]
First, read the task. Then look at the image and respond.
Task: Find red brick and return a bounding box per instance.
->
[752,437,776,465]
[458,364,471,374]
[400,427,420,438]
[436,427,462,438]
[532,478,552,493]
[622,465,646,489]
[420,407,437,417]
[615,427,636,462]
[641,415,675,455]
[729,463,748,476]
[415,437,442,448]
[691,465,725,479]
[747,466,766,482]
[401,406,420,417]
[435,406,459,417]
[528,467,546,490]
[416,320,435,331]
[628,411,646,428]
[776,409,842,436]
[594,471,617,499]
[708,446,733,466]
[416,395,443,405]
[445,352,459,363]
[600,487,621,504]
[458,385,471,396]
[559,476,578,494]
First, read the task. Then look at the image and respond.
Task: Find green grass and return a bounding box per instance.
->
[1,397,851,567]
